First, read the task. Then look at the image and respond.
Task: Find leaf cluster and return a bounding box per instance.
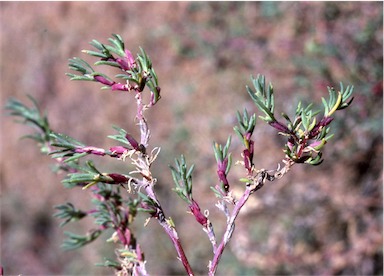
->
[66,34,161,104]
[234,109,256,149]
[246,74,276,123]
[170,155,195,203]
[247,75,354,165]
[212,137,232,175]
[5,96,52,153]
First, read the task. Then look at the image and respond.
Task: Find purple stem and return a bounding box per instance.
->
[133,81,193,274]
[209,188,252,275]
[159,220,194,276]
[144,184,194,275]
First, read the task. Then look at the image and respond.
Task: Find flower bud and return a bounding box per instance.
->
[111,83,129,91]
[308,139,327,151]
[107,173,129,184]
[124,228,131,246]
[125,49,136,69]
[125,134,139,149]
[309,117,334,138]
[93,75,115,86]
[110,146,128,155]
[320,116,334,126]
[189,200,208,227]
[269,121,290,133]
[116,58,130,71]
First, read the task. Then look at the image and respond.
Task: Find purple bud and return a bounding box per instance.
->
[125,134,139,149]
[189,199,208,227]
[109,146,128,155]
[107,173,129,184]
[111,83,129,91]
[216,170,229,192]
[308,139,327,151]
[217,170,226,183]
[269,121,290,133]
[286,140,294,151]
[309,116,334,138]
[116,229,127,245]
[243,149,252,171]
[245,132,252,140]
[217,158,227,172]
[320,116,334,126]
[93,75,115,86]
[248,140,254,155]
[124,228,131,246]
[125,49,136,69]
[116,58,130,71]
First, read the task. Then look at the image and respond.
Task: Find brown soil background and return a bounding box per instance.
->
[1,2,382,275]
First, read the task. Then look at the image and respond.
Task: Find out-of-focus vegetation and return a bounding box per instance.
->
[1,2,382,275]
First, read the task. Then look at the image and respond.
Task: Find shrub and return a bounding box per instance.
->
[5,34,354,276]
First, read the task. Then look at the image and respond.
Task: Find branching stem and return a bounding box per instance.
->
[209,187,252,275]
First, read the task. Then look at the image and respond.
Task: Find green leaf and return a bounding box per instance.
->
[305,152,324,166]
[107,125,131,146]
[94,60,121,68]
[65,74,95,82]
[210,186,224,199]
[89,39,105,51]
[108,34,125,56]
[50,132,85,149]
[213,142,223,163]
[226,154,232,175]
[169,155,194,202]
[53,203,87,227]
[223,136,232,158]
[61,230,102,251]
[246,84,275,123]
[186,164,195,179]
[68,57,94,75]
[104,44,124,58]
[82,49,109,59]
[5,96,52,143]
[95,259,122,269]
[63,152,88,163]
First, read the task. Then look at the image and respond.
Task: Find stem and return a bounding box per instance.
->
[135,92,150,147]
[204,221,217,252]
[135,88,193,274]
[209,188,252,275]
[144,184,194,275]
[159,220,194,276]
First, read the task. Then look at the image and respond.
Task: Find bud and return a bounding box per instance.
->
[93,75,115,86]
[320,116,334,126]
[243,149,252,171]
[116,229,127,245]
[107,173,129,184]
[110,146,128,155]
[116,58,130,71]
[125,49,136,69]
[189,199,208,227]
[111,83,129,91]
[308,139,327,151]
[217,157,229,191]
[125,134,139,150]
[309,116,334,138]
[269,121,290,133]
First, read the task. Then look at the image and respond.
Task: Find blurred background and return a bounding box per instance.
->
[1,2,382,275]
